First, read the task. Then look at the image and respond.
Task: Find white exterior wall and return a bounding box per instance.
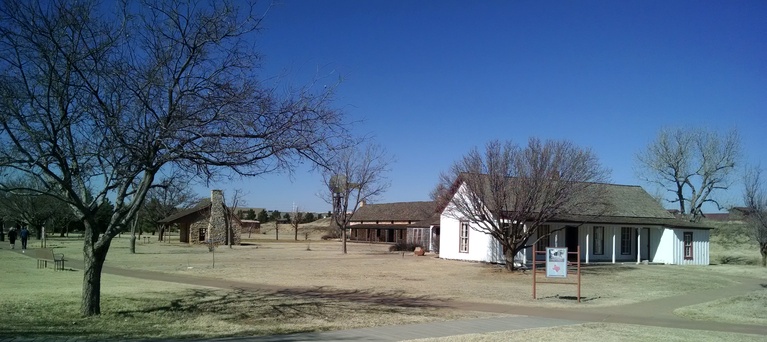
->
[439,212,501,263]
[672,228,710,265]
[653,228,676,264]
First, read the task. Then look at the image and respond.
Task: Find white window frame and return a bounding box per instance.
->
[593,226,604,255]
[621,227,632,255]
[683,232,693,260]
[459,222,469,253]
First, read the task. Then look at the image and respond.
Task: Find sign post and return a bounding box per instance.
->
[532,245,582,303]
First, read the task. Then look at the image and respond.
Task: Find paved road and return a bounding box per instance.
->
[2,248,766,341]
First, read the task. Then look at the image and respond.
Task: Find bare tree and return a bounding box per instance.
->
[274,220,280,240]
[435,139,610,271]
[291,204,304,241]
[0,177,72,239]
[744,166,767,267]
[322,144,391,254]
[223,189,246,248]
[636,128,740,221]
[0,1,350,316]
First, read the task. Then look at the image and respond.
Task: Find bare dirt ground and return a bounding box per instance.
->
[44,234,767,309]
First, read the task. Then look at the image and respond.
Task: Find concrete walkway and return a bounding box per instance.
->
[3,248,767,341]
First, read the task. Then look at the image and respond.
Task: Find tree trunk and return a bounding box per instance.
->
[761,243,767,267]
[294,225,298,241]
[342,227,347,254]
[275,223,279,240]
[676,183,686,215]
[130,217,138,254]
[504,246,516,271]
[81,244,108,316]
[158,226,165,241]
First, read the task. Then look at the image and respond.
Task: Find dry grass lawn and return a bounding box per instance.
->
[674,290,767,326]
[8,231,767,340]
[42,235,767,309]
[0,250,497,341]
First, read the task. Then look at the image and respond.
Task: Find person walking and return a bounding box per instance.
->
[8,227,17,249]
[20,226,29,252]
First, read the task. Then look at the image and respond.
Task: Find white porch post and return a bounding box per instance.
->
[585,227,590,264]
[554,232,559,247]
[612,226,616,264]
[637,228,641,264]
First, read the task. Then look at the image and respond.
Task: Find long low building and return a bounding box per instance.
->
[347,201,440,251]
[439,174,713,266]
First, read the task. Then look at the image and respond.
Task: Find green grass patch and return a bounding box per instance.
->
[709,221,762,265]
[405,322,767,342]
[674,289,767,325]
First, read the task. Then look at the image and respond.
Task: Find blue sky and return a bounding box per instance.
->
[200,0,766,213]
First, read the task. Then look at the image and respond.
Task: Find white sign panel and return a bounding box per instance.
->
[546,247,568,278]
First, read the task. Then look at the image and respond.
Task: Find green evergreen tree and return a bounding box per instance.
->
[303,212,315,223]
[245,209,256,220]
[257,209,269,222]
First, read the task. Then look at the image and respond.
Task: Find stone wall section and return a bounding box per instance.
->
[207,189,242,245]
[189,219,209,244]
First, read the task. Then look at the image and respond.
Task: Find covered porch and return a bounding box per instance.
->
[348,224,408,243]
[515,221,709,265]
[406,225,439,252]
[518,223,665,265]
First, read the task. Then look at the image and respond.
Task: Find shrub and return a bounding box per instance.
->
[321,229,340,240]
[388,241,422,252]
[718,254,758,265]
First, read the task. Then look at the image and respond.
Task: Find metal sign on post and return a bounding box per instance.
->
[545,247,568,278]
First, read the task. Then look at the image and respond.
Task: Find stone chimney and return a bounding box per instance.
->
[208,190,226,243]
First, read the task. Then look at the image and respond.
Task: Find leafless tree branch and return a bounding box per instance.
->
[321,143,392,254]
[744,166,767,267]
[635,127,739,221]
[435,138,610,271]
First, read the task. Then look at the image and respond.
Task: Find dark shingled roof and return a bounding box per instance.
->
[548,184,714,228]
[158,199,211,224]
[575,183,675,219]
[701,213,730,221]
[351,201,436,222]
[455,173,712,229]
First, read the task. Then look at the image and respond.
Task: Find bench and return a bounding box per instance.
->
[35,248,66,271]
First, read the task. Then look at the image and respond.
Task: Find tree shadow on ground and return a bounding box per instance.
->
[115,286,448,323]
[271,286,448,309]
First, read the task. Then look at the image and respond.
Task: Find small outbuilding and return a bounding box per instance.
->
[158,190,242,245]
